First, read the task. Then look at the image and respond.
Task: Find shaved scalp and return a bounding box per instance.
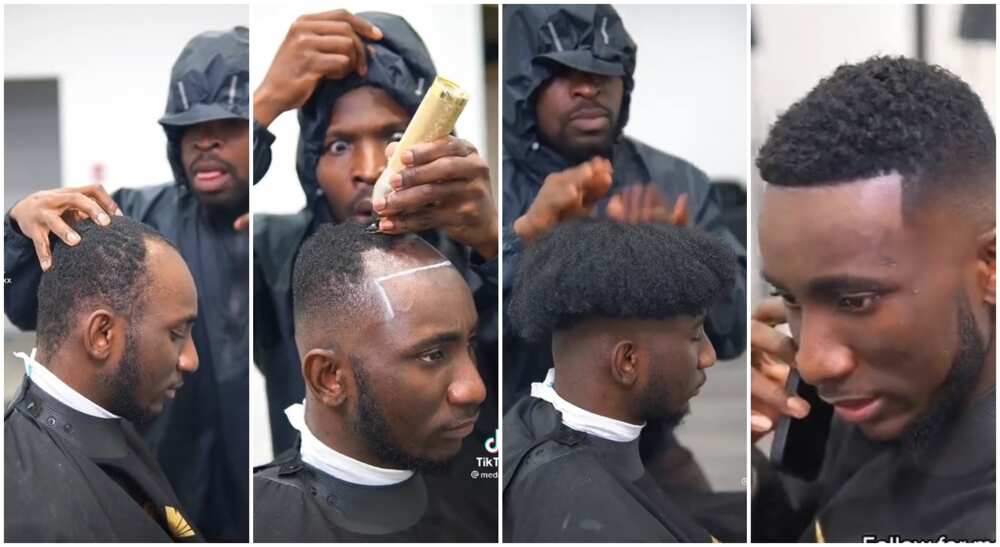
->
[757,56,995,224]
[292,222,454,351]
[36,216,177,357]
[509,219,736,341]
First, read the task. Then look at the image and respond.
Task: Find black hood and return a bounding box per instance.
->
[502,4,636,169]
[296,12,437,218]
[160,26,250,189]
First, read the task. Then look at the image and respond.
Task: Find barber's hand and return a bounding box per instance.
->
[254,9,383,127]
[606,185,688,226]
[750,297,811,444]
[9,185,122,271]
[373,138,499,259]
[233,213,250,231]
[513,157,613,244]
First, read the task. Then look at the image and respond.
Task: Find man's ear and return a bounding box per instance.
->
[83,309,117,361]
[303,349,352,408]
[976,228,995,305]
[610,340,640,387]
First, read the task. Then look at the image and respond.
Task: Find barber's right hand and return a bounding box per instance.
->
[253,9,383,127]
[513,157,613,244]
[9,185,122,272]
[750,297,811,444]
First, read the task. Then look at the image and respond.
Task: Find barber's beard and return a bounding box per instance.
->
[353,361,453,475]
[99,327,149,425]
[903,296,991,454]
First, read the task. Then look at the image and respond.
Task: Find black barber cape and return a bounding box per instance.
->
[753,390,996,542]
[5,377,201,542]
[503,396,719,542]
[253,436,497,542]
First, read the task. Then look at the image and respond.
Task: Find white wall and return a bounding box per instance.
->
[752,5,995,142]
[251,2,487,214]
[4,4,250,192]
[616,4,748,184]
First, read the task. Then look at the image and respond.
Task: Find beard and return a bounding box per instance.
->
[903,296,991,454]
[639,364,692,428]
[352,360,454,475]
[98,326,150,424]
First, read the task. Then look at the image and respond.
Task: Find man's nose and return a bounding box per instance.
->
[353,141,384,187]
[178,336,199,374]
[794,313,856,386]
[447,352,487,407]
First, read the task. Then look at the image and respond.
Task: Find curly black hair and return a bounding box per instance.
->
[36,216,176,357]
[508,219,737,341]
[757,56,995,218]
[293,222,421,338]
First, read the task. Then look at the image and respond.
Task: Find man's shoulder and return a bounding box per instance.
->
[622,135,711,183]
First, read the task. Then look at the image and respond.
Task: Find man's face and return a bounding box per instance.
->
[180,118,250,214]
[316,86,408,223]
[534,65,624,162]
[103,242,199,424]
[758,173,990,442]
[346,251,484,471]
[635,315,716,422]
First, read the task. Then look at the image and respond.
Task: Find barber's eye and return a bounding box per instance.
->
[838,294,879,313]
[327,139,350,155]
[770,289,800,310]
[419,349,446,364]
[389,131,404,143]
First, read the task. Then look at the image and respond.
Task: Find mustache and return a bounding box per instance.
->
[561,100,613,123]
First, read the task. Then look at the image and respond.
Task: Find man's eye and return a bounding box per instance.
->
[419,349,446,364]
[389,131,404,143]
[170,329,185,342]
[770,289,800,309]
[327,139,350,155]
[838,294,879,313]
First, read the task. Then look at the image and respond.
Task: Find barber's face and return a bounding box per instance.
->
[758,173,991,442]
[534,65,624,162]
[316,86,408,223]
[350,260,484,469]
[107,243,199,423]
[636,315,715,421]
[180,118,250,214]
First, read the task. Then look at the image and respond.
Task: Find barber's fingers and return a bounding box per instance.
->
[751,318,797,366]
[75,185,121,218]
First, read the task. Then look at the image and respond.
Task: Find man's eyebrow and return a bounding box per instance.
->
[408,331,464,350]
[173,313,198,327]
[325,120,408,140]
[806,275,896,296]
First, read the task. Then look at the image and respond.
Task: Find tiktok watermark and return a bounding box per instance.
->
[471,429,499,480]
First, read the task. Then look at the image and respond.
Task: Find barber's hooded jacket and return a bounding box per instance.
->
[252,13,498,535]
[500,5,747,409]
[4,27,250,541]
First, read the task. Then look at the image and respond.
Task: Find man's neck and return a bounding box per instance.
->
[551,366,641,425]
[304,405,393,469]
[43,351,105,405]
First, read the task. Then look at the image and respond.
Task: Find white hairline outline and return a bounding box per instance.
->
[371,261,452,319]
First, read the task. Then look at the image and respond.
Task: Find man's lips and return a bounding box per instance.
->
[165,382,183,400]
[824,395,884,424]
[440,413,479,440]
[567,107,611,132]
[190,160,232,193]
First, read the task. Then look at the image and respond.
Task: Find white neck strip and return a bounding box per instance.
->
[13,348,119,420]
[285,402,414,486]
[530,368,644,442]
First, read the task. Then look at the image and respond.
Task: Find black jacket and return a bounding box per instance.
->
[3,27,249,541]
[252,12,499,467]
[753,390,996,542]
[5,377,202,542]
[500,5,747,409]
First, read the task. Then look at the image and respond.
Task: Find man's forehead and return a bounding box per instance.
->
[758,174,914,286]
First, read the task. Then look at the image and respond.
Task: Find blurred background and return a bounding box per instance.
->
[249,3,499,466]
[750,4,996,304]
[3,4,249,406]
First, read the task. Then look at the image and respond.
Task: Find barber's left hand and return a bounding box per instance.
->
[372,137,498,260]
[606,184,689,226]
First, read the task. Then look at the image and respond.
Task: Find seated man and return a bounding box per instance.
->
[503,219,738,542]
[5,217,201,541]
[751,56,995,542]
[253,222,495,542]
